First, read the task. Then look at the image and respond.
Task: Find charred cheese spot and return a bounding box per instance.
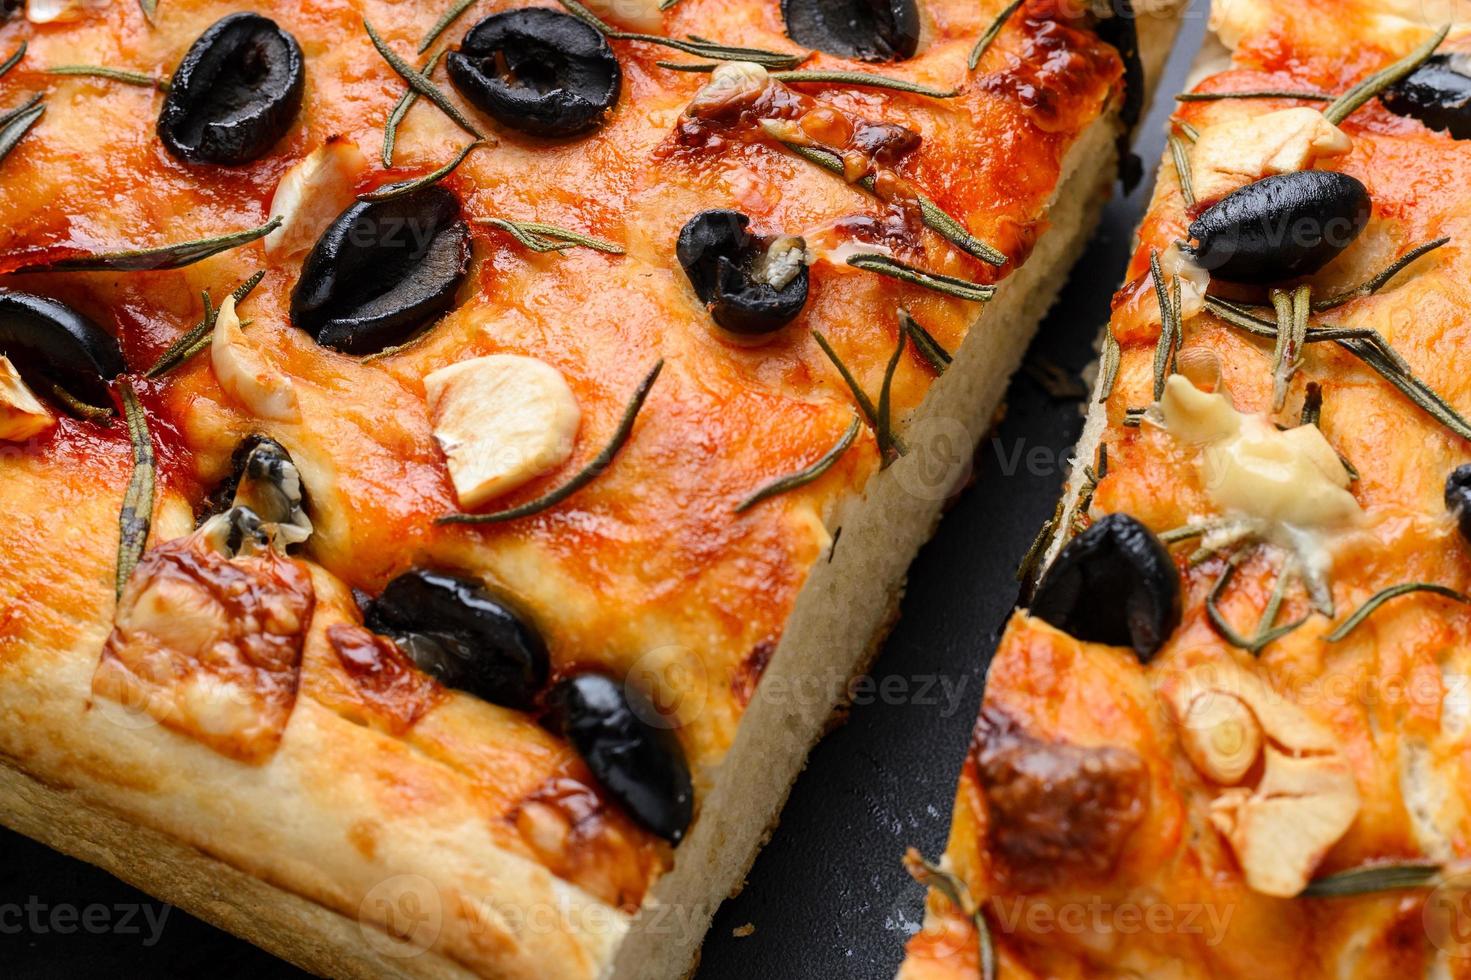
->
[93,525,315,764]
[321,623,444,736]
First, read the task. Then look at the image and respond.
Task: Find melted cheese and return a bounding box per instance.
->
[1156,374,1360,529]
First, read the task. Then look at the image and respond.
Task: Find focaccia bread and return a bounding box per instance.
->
[900,1,1471,977]
[0,1,1177,977]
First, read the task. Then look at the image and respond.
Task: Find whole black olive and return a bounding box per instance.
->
[676,210,810,335]
[199,435,312,545]
[781,0,920,62]
[289,186,471,355]
[1028,513,1181,662]
[157,12,305,165]
[547,673,694,843]
[0,289,123,407]
[1447,465,1471,544]
[446,9,621,138]
[364,570,549,710]
[1384,54,1471,140]
[1184,170,1371,284]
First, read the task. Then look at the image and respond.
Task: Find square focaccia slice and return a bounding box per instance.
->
[0,0,1177,977]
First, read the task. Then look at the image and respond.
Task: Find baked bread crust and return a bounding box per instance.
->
[0,1,1175,977]
[902,3,1471,977]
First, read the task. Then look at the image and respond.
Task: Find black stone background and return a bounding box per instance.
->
[0,12,1206,978]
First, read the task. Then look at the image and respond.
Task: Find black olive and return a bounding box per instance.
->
[289,186,471,355]
[1384,54,1471,140]
[1447,465,1471,544]
[157,13,305,165]
[1028,513,1181,662]
[676,210,810,335]
[547,673,693,843]
[1184,170,1371,284]
[781,0,920,62]
[446,9,621,138]
[200,436,310,535]
[1088,0,1145,190]
[0,289,123,407]
[364,570,549,710]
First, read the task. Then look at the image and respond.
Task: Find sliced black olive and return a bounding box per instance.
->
[676,210,809,336]
[1447,465,1471,544]
[1028,513,1181,662]
[1384,54,1471,140]
[547,673,693,843]
[781,0,920,62]
[364,570,549,710]
[157,12,305,165]
[1184,170,1371,284]
[1088,0,1145,190]
[289,186,471,355]
[446,9,621,138]
[199,435,312,548]
[0,289,123,407]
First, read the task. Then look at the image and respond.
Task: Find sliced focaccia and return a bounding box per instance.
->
[901,2,1471,978]
[0,1,1178,977]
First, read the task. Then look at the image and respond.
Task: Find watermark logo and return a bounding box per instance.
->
[358,873,443,959]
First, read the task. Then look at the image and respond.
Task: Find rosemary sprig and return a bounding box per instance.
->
[1168,133,1195,207]
[1313,237,1450,311]
[1301,861,1445,897]
[903,850,996,980]
[365,20,485,141]
[1203,295,1471,440]
[1159,522,1213,544]
[1098,326,1121,402]
[812,331,907,459]
[1017,500,1062,584]
[656,63,957,98]
[970,0,1023,70]
[848,253,994,302]
[116,381,155,598]
[13,216,280,273]
[1326,582,1470,642]
[778,141,1006,266]
[139,0,157,27]
[1206,552,1309,655]
[1324,25,1449,125]
[0,41,25,79]
[735,414,861,512]
[360,140,483,201]
[145,271,266,378]
[438,360,663,525]
[1176,89,1332,102]
[420,0,478,53]
[1149,249,1179,401]
[46,382,110,421]
[46,65,169,90]
[383,49,446,168]
[478,218,625,254]
[1269,284,1310,412]
[558,0,803,68]
[0,101,44,168]
[898,308,951,374]
[0,93,44,130]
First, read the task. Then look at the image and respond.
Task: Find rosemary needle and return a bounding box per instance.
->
[1313,237,1450,310]
[477,218,625,254]
[558,0,803,69]
[420,0,478,53]
[439,360,663,525]
[969,0,1023,71]
[360,140,483,201]
[735,415,862,512]
[116,381,156,598]
[145,271,266,378]
[0,41,25,79]
[898,308,951,374]
[13,216,280,273]
[656,63,958,98]
[138,0,157,27]
[1326,583,1471,642]
[903,850,996,980]
[1301,862,1444,898]
[1324,24,1449,125]
[365,20,485,141]
[1175,89,1332,102]
[382,49,447,168]
[1168,133,1195,206]
[47,65,169,90]
[847,253,994,302]
[0,101,44,169]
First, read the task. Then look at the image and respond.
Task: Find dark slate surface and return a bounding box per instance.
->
[0,12,1205,978]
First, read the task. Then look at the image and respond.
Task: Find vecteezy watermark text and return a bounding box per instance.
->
[0,897,171,947]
